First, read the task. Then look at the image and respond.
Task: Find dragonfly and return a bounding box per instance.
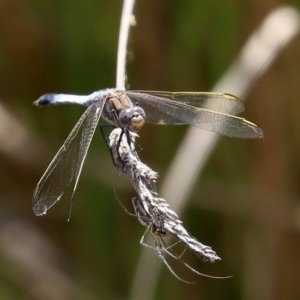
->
[32,89,264,217]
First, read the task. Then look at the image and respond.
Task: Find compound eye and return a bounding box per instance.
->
[118,106,146,132]
[133,106,146,119]
[118,108,133,128]
[129,106,146,132]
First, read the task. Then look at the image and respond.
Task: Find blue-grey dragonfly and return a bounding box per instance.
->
[32,89,263,216]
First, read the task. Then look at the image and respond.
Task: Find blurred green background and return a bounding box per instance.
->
[1,0,300,299]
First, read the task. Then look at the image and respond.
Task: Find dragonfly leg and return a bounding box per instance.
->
[99,124,117,166]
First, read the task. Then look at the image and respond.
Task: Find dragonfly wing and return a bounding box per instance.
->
[125,91,263,138]
[128,90,245,115]
[33,99,105,216]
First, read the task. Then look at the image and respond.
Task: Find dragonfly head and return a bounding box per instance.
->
[118,106,146,132]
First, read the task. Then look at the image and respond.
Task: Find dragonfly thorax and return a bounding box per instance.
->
[105,91,146,132]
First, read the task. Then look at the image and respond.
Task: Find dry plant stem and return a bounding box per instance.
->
[116,0,136,90]
[129,6,300,300]
[109,129,220,270]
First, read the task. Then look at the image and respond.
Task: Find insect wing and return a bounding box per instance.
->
[128,90,245,114]
[32,99,105,216]
[125,91,263,138]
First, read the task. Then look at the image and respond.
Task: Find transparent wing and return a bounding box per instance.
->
[33,99,105,216]
[125,91,263,138]
[127,90,245,114]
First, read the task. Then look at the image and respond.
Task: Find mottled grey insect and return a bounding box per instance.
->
[32,89,263,216]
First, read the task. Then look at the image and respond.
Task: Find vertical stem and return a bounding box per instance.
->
[116,0,136,90]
